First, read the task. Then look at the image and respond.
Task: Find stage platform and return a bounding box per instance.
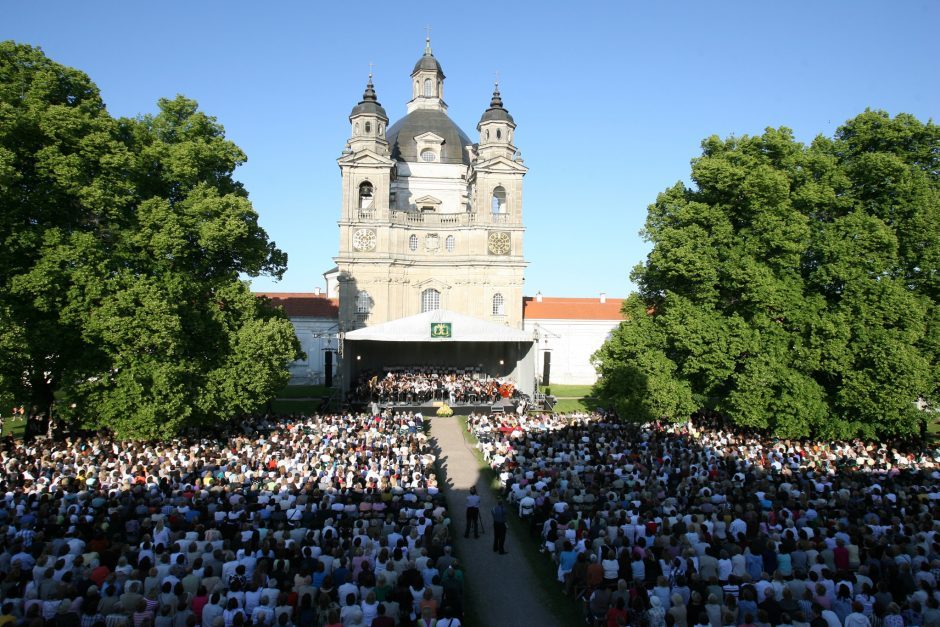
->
[351,398,520,416]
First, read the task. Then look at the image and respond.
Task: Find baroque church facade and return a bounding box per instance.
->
[332,37,528,331]
[260,40,625,390]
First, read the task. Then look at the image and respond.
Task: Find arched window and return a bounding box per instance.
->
[359,181,374,209]
[356,291,371,314]
[445,235,455,252]
[491,186,506,214]
[492,293,505,316]
[420,149,436,162]
[365,121,371,134]
[423,78,433,97]
[409,234,418,251]
[421,288,440,313]
[496,129,502,140]
[354,122,360,135]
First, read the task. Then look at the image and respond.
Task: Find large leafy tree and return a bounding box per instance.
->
[594,111,939,439]
[0,42,301,438]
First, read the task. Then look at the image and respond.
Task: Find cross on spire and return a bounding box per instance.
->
[368,62,374,80]
[424,26,433,55]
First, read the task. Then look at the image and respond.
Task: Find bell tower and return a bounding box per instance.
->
[477,83,516,162]
[471,82,527,230]
[468,81,528,325]
[336,74,395,328]
[347,73,389,155]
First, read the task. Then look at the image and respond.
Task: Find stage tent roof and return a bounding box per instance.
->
[344,309,533,343]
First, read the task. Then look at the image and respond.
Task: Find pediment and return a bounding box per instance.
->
[414,195,442,206]
[415,277,450,290]
[414,131,445,145]
[338,149,394,167]
[473,155,528,173]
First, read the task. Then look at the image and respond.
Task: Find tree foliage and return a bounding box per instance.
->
[594,111,939,438]
[0,42,301,438]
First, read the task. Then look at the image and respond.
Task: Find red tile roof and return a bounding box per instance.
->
[257,292,339,318]
[523,296,625,321]
[255,293,622,322]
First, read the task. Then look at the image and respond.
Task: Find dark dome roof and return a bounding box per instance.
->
[349,79,387,120]
[350,100,387,119]
[412,38,445,77]
[478,85,514,126]
[412,54,444,77]
[386,109,473,165]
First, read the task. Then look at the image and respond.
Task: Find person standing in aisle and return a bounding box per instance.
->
[492,499,508,554]
[464,486,480,538]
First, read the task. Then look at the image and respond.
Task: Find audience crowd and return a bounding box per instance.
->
[0,412,465,627]
[468,411,940,627]
[5,394,939,627]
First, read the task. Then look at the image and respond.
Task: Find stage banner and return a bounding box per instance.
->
[430,322,452,338]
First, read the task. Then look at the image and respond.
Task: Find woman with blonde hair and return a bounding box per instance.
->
[667,592,688,627]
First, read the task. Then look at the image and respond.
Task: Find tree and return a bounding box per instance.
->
[594,111,939,438]
[0,42,301,438]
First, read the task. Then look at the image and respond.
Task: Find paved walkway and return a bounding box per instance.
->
[429,417,564,627]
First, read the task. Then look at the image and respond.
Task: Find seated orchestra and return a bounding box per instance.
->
[354,366,518,405]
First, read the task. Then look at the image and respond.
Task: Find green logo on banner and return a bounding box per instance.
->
[431,322,452,338]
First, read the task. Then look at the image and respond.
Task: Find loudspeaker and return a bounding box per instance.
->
[325,351,333,387]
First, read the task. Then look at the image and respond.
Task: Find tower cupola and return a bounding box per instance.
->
[407,36,447,113]
[477,82,516,160]
[348,73,389,154]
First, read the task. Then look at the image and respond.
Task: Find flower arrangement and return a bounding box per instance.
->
[436,404,454,417]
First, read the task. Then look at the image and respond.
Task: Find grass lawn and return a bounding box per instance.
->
[539,383,593,398]
[1,416,26,439]
[272,384,336,414]
[538,383,597,414]
[276,384,331,399]
[551,397,590,413]
[270,399,324,415]
[928,417,940,441]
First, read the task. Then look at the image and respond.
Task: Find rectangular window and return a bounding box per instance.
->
[492,293,505,316]
[422,288,440,312]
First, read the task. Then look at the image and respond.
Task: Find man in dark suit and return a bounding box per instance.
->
[492,499,508,554]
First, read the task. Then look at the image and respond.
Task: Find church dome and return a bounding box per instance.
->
[412,54,444,77]
[478,84,514,125]
[412,36,445,78]
[386,109,473,165]
[349,77,387,120]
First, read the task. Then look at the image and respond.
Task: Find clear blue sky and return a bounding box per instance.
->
[5,1,938,298]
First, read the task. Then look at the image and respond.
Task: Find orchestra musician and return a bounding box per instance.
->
[353,367,519,407]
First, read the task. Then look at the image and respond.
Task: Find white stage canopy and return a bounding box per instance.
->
[344,309,533,343]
